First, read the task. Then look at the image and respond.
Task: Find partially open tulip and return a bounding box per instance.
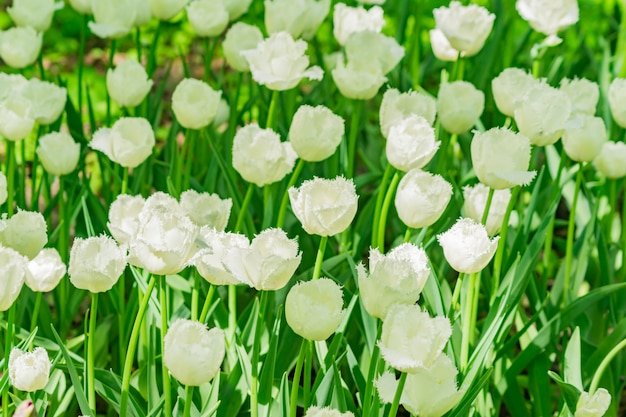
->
[172,78,221,130]
[0,97,35,141]
[394,169,452,229]
[89,0,136,39]
[25,248,66,292]
[344,31,404,75]
[107,60,153,108]
[433,1,495,57]
[0,172,6,206]
[386,115,439,171]
[0,210,47,259]
[333,3,384,46]
[304,407,354,417]
[357,243,430,320]
[516,0,579,45]
[69,235,127,293]
[163,319,225,386]
[378,304,452,372]
[192,228,249,286]
[108,194,145,247]
[0,27,42,69]
[471,127,536,189]
[289,176,358,236]
[463,184,511,236]
[222,228,302,290]
[608,78,626,128]
[90,117,155,168]
[437,81,484,134]
[22,79,67,125]
[574,389,611,417]
[0,244,27,311]
[437,218,499,274]
[380,88,437,138]
[331,55,386,100]
[233,123,297,187]
[36,132,80,176]
[491,68,536,117]
[429,28,460,61]
[9,347,50,392]
[560,78,599,116]
[562,115,607,162]
[265,0,330,40]
[222,23,264,72]
[179,190,232,230]
[286,278,345,340]
[148,0,186,20]
[241,32,323,91]
[288,105,344,162]
[594,142,626,179]
[186,0,229,37]
[8,0,58,32]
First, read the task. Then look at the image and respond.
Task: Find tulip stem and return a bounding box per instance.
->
[346,100,364,178]
[564,163,584,306]
[77,15,87,133]
[6,140,15,217]
[227,285,238,343]
[262,184,273,229]
[121,166,129,195]
[449,273,464,316]
[30,291,42,336]
[120,274,158,417]
[183,385,194,417]
[106,40,117,126]
[191,271,200,321]
[377,171,401,252]
[312,236,328,281]
[460,273,477,371]
[372,163,394,249]
[2,304,16,417]
[491,186,519,300]
[589,337,626,395]
[199,284,216,324]
[622,184,626,280]
[266,90,280,129]
[235,183,254,235]
[160,275,173,417]
[303,339,312,408]
[362,323,383,417]
[250,291,269,417]
[88,293,99,413]
[289,340,307,417]
[481,188,495,225]
[387,372,407,417]
[276,159,305,229]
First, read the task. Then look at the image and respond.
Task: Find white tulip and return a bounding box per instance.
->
[191,228,249,286]
[9,348,51,392]
[222,23,264,72]
[0,210,47,259]
[186,0,229,37]
[437,80,484,135]
[0,244,27,311]
[386,115,439,172]
[25,248,66,292]
[608,78,626,128]
[593,142,626,179]
[562,114,607,162]
[108,194,145,247]
[69,235,127,293]
[463,183,511,236]
[90,117,155,168]
[560,78,599,116]
[433,1,495,57]
[171,78,221,130]
[288,105,344,162]
[107,60,153,108]
[437,218,499,274]
[0,27,42,69]
[179,189,232,230]
[394,169,452,229]
[331,55,386,100]
[36,132,80,176]
[516,0,579,45]
[333,3,384,46]
[8,0,58,32]
[574,389,611,417]
[491,67,536,117]
[429,28,460,62]
[380,88,437,138]
[148,0,186,20]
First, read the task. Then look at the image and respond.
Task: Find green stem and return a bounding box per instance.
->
[120,275,157,417]
[121,166,129,195]
[589,338,626,395]
[182,129,197,191]
[250,291,269,417]
[303,339,312,408]
[191,272,200,321]
[449,273,464,316]
[564,164,584,306]
[262,184,273,229]
[289,340,307,417]
[2,304,15,417]
[346,100,363,178]
[492,186,520,299]
[451,56,465,81]
[6,140,15,217]
[372,164,394,249]
[606,180,617,241]
[403,227,413,243]
[199,284,216,324]
[160,275,172,417]
[460,273,477,371]
[312,236,328,281]
[276,159,305,229]
[481,188,495,225]
[106,40,117,126]
[77,15,87,133]
[387,372,407,417]
[88,293,99,413]
[148,21,163,76]
[622,183,626,279]
[266,90,280,129]
[183,385,194,417]
[377,171,401,251]
[362,323,382,417]
[30,291,42,335]
[235,183,254,234]
[135,28,142,62]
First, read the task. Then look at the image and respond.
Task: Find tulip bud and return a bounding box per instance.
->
[179,189,232,230]
[224,0,253,20]
[0,96,35,141]
[304,407,354,417]
[107,60,153,108]
[286,278,345,341]
[0,27,42,69]
[186,0,229,38]
[471,127,536,189]
[90,117,155,168]
[378,304,451,373]
[222,228,302,290]
[433,1,495,57]
[25,248,66,292]
[333,3,384,46]
[376,354,463,417]
[241,32,323,91]
[594,142,626,179]
[332,55,386,100]
[491,67,536,117]
[345,31,404,75]
[514,82,571,146]
[608,78,626,128]
[171,78,221,130]
[36,132,80,176]
[0,172,7,206]
[163,319,225,386]
[289,176,358,236]
[192,228,249,286]
[108,194,145,247]
[386,115,439,171]
[89,0,136,39]
[437,80,485,135]
[69,235,127,293]
[562,115,607,162]
[288,105,344,162]
[463,183,511,236]
[516,0,579,45]
[8,0,58,32]
[265,0,330,40]
[0,210,47,259]
[127,192,199,276]
[357,243,430,320]
[232,123,297,187]
[223,23,264,73]
[148,0,186,20]
[0,244,27,311]
[394,169,452,229]
[560,78,599,116]
[437,217,499,274]
[574,389,611,417]
[380,88,437,138]
[9,348,50,392]
[429,28,460,62]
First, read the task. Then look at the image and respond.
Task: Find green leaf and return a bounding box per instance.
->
[548,371,581,414]
[564,327,583,391]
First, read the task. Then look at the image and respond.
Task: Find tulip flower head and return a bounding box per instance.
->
[516,0,579,46]
[560,78,599,116]
[90,117,155,168]
[608,78,626,128]
[491,67,536,117]
[0,27,42,69]
[36,132,80,176]
[179,190,232,230]
[288,105,345,162]
[25,248,66,292]
[437,81,485,134]
[8,0,59,32]
[171,78,222,130]
[222,23,264,72]
[186,0,229,38]
[23,78,67,125]
[574,388,611,417]
[331,54,386,100]
[107,60,153,108]
[562,115,607,162]
[265,0,330,40]
[108,194,146,247]
[463,184,511,236]
[380,88,437,138]
[0,244,27,311]
[9,347,51,392]
[148,0,186,20]
[333,3,384,46]
[433,1,495,57]
[304,407,355,417]
[386,115,439,171]
[394,169,452,229]
[437,218,499,274]
[594,142,626,179]
[69,235,127,293]
[89,0,136,39]
[0,210,48,259]
[0,96,35,141]
[429,28,460,62]
[191,228,249,286]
